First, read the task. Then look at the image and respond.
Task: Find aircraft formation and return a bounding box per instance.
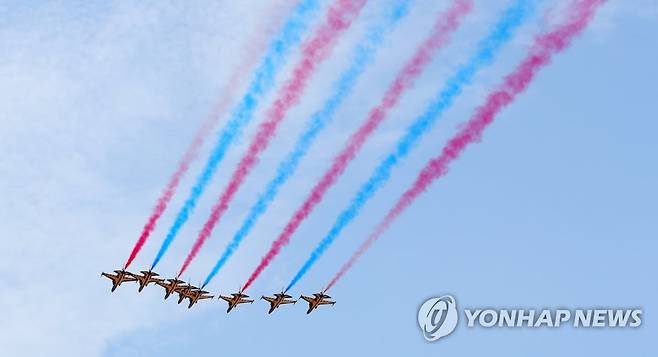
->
[101,269,335,314]
[100,0,603,317]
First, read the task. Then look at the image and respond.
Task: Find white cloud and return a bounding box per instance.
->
[0,1,276,355]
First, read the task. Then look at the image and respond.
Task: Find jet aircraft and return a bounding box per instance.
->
[101,269,136,292]
[300,290,335,314]
[175,283,199,305]
[219,290,254,313]
[261,291,296,314]
[185,289,214,309]
[156,278,187,300]
[131,270,164,292]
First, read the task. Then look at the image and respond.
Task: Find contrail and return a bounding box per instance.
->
[287,0,537,291]
[123,0,297,270]
[243,0,472,291]
[177,0,369,277]
[150,0,322,270]
[202,0,416,288]
[327,0,605,291]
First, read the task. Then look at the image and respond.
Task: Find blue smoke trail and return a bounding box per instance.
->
[202,0,415,287]
[286,0,539,291]
[151,0,322,270]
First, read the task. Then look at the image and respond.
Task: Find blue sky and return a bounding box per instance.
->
[0,1,656,356]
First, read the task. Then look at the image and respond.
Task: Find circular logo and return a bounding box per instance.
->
[417,295,458,342]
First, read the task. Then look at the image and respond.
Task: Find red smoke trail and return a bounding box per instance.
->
[327,0,605,291]
[243,0,473,290]
[177,0,369,277]
[122,2,293,270]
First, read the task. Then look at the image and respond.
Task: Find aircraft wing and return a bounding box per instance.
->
[174,285,189,293]
[155,280,170,288]
[318,299,335,305]
[300,295,314,304]
[262,296,275,303]
[219,295,234,303]
[123,275,137,282]
[280,299,295,305]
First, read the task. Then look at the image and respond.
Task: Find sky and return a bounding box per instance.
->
[0,1,656,356]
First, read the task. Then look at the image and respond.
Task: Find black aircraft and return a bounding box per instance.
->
[156,278,187,300]
[261,291,296,314]
[185,289,214,309]
[219,289,254,313]
[130,270,164,292]
[101,269,136,292]
[175,283,199,305]
[300,290,335,314]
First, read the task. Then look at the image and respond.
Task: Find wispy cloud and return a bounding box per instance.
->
[0,2,267,355]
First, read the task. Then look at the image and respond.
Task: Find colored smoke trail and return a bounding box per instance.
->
[150,0,322,270]
[177,0,369,277]
[202,0,415,287]
[327,0,605,291]
[122,0,295,270]
[124,127,204,270]
[287,0,537,291]
[244,0,472,291]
